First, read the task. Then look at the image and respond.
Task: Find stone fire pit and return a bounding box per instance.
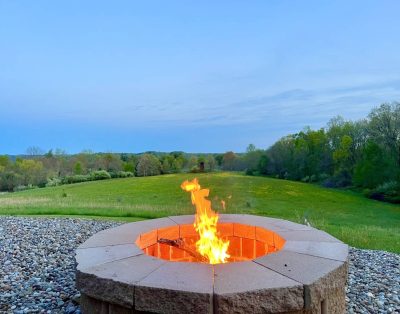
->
[76,214,348,313]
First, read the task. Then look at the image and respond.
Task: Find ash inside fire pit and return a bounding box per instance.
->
[136,222,285,263]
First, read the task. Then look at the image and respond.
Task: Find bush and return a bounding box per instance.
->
[63,175,91,184]
[245,169,254,176]
[310,174,318,182]
[368,181,400,203]
[110,171,134,178]
[189,166,200,173]
[0,171,20,191]
[110,171,118,178]
[46,177,62,187]
[321,178,336,188]
[90,170,111,180]
[322,171,352,188]
[301,176,310,183]
[318,173,330,182]
[13,184,38,192]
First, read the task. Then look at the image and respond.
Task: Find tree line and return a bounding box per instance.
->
[235,102,399,203]
[0,102,398,203]
[0,150,221,192]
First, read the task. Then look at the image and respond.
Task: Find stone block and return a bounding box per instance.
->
[277,230,342,243]
[283,240,349,262]
[135,262,213,313]
[77,255,165,308]
[213,261,304,313]
[255,251,344,285]
[76,244,143,270]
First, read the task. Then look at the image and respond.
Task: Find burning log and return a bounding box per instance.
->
[157,238,208,263]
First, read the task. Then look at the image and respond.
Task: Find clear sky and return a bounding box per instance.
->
[1,1,400,154]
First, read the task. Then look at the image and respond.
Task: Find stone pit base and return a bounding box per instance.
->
[76,215,348,314]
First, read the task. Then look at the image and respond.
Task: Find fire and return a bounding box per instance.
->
[181,178,230,264]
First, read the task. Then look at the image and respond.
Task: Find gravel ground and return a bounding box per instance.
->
[347,248,400,313]
[0,217,121,314]
[0,217,399,314]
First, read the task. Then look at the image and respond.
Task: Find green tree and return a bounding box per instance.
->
[257,154,269,175]
[0,171,19,191]
[353,141,397,188]
[171,158,183,173]
[332,135,353,186]
[187,156,198,171]
[0,155,10,172]
[214,154,224,167]
[243,145,265,174]
[16,159,45,186]
[368,102,400,165]
[136,154,161,177]
[74,162,83,175]
[161,158,171,174]
[222,151,237,170]
[246,144,256,153]
[266,135,296,178]
[205,155,216,172]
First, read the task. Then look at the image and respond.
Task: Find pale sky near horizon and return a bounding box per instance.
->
[1,1,400,154]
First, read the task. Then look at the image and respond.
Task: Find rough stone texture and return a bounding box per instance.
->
[3,217,396,313]
[80,293,135,314]
[76,215,348,314]
[136,286,213,314]
[80,293,109,314]
[256,251,348,313]
[135,262,213,313]
[76,271,135,308]
[213,261,304,313]
[304,262,348,314]
[77,254,165,307]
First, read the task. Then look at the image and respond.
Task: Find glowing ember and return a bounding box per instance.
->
[181,178,230,264]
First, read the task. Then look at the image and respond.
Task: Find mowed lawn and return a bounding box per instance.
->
[0,172,399,253]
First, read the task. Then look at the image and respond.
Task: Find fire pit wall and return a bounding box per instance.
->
[136,222,285,262]
[76,215,348,314]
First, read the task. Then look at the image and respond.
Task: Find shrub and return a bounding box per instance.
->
[0,171,20,191]
[318,173,330,182]
[310,174,318,182]
[245,169,254,176]
[301,176,310,183]
[110,171,134,178]
[90,170,111,180]
[13,184,38,192]
[46,177,62,187]
[321,178,336,188]
[189,166,200,173]
[63,175,91,184]
[368,181,400,203]
[109,171,118,178]
[323,171,352,188]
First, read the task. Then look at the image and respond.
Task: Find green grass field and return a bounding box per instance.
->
[0,172,399,253]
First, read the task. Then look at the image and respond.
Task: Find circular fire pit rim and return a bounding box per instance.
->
[76,214,349,313]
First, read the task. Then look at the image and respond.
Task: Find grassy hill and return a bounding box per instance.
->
[0,172,399,252]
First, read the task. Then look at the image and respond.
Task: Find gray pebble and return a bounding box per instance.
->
[1,217,399,313]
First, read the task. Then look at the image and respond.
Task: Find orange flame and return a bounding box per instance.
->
[181,178,230,264]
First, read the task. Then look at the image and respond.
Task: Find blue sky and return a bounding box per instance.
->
[1,1,400,154]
